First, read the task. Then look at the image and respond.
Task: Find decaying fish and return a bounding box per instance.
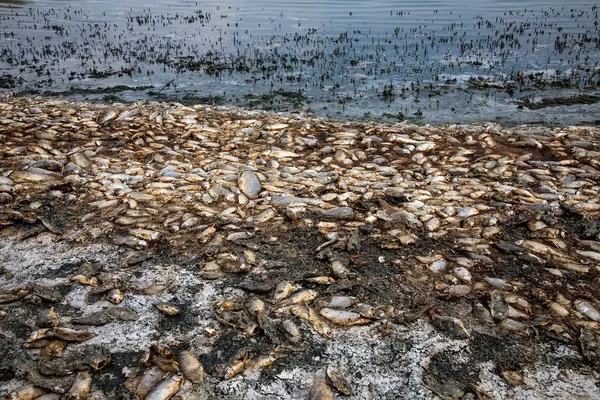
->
[224,349,249,379]
[274,281,297,303]
[308,377,334,400]
[132,366,167,399]
[326,365,353,396]
[280,289,318,307]
[0,285,31,303]
[62,371,92,400]
[281,320,302,344]
[145,374,184,400]
[37,308,60,328]
[319,308,372,326]
[246,349,280,371]
[330,260,349,279]
[156,303,181,316]
[430,313,470,339]
[178,351,204,384]
[3,385,46,400]
[72,307,138,325]
[26,328,96,343]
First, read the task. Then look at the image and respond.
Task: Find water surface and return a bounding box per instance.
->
[1,0,599,124]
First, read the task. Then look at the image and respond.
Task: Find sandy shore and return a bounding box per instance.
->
[1,96,599,399]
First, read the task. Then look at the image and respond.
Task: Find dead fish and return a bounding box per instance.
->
[305,276,336,285]
[39,340,67,360]
[3,385,46,400]
[324,296,356,309]
[30,284,63,303]
[99,110,118,124]
[107,288,124,304]
[274,281,297,303]
[579,328,599,364]
[13,359,74,393]
[247,349,280,371]
[37,308,60,328]
[499,318,531,336]
[69,275,98,287]
[473,303,495,325]
[246,298,266,315]
[72,307,138,326]
[280,289,318,306]
[145,374,184,400]
[330,260,349,279]
[489,291,509,321]
[26,328,95,343]
[178,351,204,385]
[156,303,181,316]
[39,345,110,375]
[238,170,262,199]
[346,230,361,254]
[307,306,333,338]
[319,308,372,326]
[326,365,353,396]
[0,285,31,303]
[431,313,470,339]
[308,377,334,400]
[356,303,384,319]
[224,349,249,379]
[34,395,61,400]
[281,320,302,344]
[452,267,472,283]
[574,299,600,322]
[133,366,167,399]
[34,395,60,400]
[62,371,91,400]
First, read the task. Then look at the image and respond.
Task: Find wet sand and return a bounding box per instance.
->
[0,96,599,399]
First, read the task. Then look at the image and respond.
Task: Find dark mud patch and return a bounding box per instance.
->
[517,94,600,109]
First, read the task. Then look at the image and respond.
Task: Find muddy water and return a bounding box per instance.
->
[0,0,599,124]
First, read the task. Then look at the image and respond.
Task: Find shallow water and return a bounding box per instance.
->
[1,0,599,124]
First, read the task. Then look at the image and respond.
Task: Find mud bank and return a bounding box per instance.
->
[0,96,599,399]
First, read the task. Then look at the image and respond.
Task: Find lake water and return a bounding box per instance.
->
[1,0,599,125]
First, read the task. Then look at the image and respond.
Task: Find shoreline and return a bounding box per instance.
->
[0,96,599,399]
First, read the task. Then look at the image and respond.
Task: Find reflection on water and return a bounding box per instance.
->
[0,0,32,7]
[0,0,599,125]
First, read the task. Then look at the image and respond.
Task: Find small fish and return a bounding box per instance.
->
[178,351,204,385]
[274,281,296,303]
[330,260,349,279]
[319,308,372,326]
[281,320,302,344]
[26,328,95,343]
[133,366,167,399]
[224,349,249,379]
[326,365,353,396]
[99,110,118,124]
[106,288,124,305]
[280,289,318,307]
[238,170,262,199]
[304,276,335,285]
[246,349,280,371]
[155,303,181,316]
[145,374,184,400]
[62,371,91,400]
[308,377,334,400]
[3,385,46,400]
[574,299,600,322]
[431,313,470,339]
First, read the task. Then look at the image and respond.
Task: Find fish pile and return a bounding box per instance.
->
[0,96,599,399]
